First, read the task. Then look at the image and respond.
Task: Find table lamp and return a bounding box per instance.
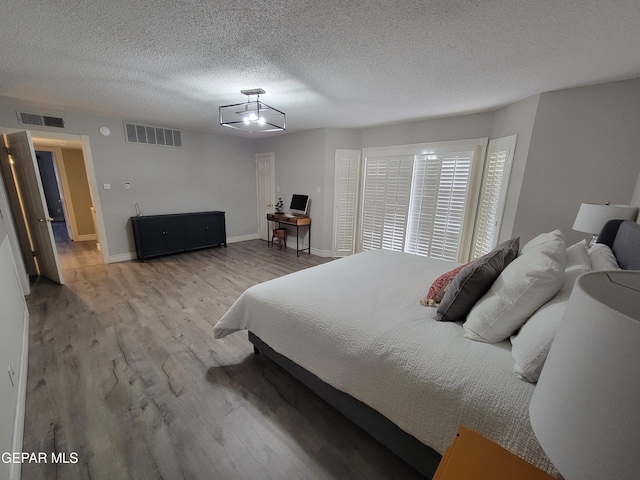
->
[572,203,638,246]
[529,270,640,480]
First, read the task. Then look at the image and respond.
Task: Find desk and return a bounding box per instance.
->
[267,213,311,256]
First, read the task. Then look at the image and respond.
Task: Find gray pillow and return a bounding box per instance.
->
[436,238,520,322]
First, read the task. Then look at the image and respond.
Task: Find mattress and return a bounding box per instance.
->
[214,249,554,473]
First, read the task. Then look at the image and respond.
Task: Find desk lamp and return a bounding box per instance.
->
[572,203,638,246]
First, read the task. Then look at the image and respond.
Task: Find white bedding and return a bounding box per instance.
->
[214,249,554,473]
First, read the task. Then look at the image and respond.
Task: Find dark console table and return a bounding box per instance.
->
[131,211,226,261]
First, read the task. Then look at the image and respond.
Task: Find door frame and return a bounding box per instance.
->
[1,127,109,265]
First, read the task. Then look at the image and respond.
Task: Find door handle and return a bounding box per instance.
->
[38,217,54,223]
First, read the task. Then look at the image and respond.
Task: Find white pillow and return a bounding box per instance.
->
[511,265,590,383]
[463,230,566,343]
[565,239,591,269]
[588,243,620,270]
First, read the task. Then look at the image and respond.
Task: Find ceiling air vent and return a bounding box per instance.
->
[17,111,65,128]
[124,122,182,148]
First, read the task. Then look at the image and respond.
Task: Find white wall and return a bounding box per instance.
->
[0,98,258,261]
[512,79,640,244]
[0,180,29,480]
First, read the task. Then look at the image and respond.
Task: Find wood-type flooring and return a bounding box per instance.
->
[21,240,425,480]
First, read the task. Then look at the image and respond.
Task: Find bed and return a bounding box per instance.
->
[213,219,640,478]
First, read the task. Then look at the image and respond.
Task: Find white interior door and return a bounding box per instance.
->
[5,131,64,284]
[256,152,275,241]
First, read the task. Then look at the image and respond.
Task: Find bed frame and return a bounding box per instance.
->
[249,219,640,479]
[249,332,442,478]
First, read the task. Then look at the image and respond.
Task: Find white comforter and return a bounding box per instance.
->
[214,249,554,473]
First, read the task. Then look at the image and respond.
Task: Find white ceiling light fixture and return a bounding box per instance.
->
[219,89,286,133]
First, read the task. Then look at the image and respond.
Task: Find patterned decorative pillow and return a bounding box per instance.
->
[421,264,468,307]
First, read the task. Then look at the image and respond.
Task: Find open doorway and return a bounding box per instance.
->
[34,150,69,241]
[32,141,103,269]
[0,128,107,284]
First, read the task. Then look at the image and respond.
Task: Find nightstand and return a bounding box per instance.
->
[433,426,555,480]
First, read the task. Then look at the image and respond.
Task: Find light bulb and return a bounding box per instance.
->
[248,112,258,121]
[243,118,250,124]
[258,117,266,125]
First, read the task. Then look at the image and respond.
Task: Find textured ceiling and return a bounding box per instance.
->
[1,0,640,137]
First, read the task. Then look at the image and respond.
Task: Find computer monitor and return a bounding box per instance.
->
[289,194,310,216]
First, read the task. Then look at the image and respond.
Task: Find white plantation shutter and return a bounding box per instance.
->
[361,155,413,252]
[471,135,517,259]
[356,138,486,259]
[333,149,361,257]
[405,153,473,261]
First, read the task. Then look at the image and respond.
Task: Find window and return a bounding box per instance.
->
[470,135,517,259]
[359,139,487,262]
[360,155,413,251]
[405,153,473,262]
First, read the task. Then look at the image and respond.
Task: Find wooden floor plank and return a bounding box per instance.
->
[22,240,425,479]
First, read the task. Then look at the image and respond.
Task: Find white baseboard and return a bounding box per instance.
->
[280,234,332,258]
[9,307,29,480]
[228,233,259,243]
[310,247,334,257]
[75,234,97,241]
[108,252,137,264]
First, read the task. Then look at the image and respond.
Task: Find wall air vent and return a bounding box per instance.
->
[124,122,182,148]
[17,111,65,128]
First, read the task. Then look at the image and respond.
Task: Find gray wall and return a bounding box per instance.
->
[256,80,640,253]
[255,129,327,252]
[3,79,640,260]
[490,94,541,242]
[361,111,495,148]
[512,79,640,244]
[0,98,258,260]
[255,128,362,254]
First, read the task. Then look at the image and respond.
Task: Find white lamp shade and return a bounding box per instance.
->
[572,203,638,234]
[529,271,640,480]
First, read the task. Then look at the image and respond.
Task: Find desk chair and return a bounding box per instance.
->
[272,228,287,249]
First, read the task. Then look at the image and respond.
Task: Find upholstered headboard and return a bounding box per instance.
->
[596,220,640,270]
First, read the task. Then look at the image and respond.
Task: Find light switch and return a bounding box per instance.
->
[125,183,130,189]
[103,183,111,190]
[317,186,321,193]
